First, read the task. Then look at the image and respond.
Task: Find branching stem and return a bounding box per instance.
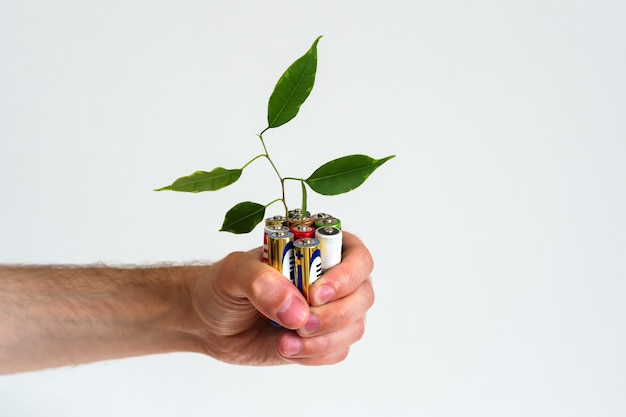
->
[265,197,284,209]
[241,153,266,170]
[258,133,289,217]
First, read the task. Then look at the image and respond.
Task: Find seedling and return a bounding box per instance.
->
[156,36,395,234]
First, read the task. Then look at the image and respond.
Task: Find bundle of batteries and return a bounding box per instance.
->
[262,209,342,303]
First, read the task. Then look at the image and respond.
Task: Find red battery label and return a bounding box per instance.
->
[294,238,322,303]
[290,224,315,240]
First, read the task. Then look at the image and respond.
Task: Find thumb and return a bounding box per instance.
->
[218,248,310,329]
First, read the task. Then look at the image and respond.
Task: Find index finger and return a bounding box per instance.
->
[308,231,374,306]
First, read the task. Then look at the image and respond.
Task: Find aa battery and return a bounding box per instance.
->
[314,216,341,229]
[288,215,315,228]
[265,215,287,227]
[311,212,332,224]
[262,224,289,263]
[315,226,343,271]
[290,224,315,240]
[288,208,310,219]
[293,238,322,302]
[267,231,295,284]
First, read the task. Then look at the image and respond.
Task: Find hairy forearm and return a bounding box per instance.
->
[0,265,206,374]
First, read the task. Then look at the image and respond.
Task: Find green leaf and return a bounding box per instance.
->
[220,201,266,234]
[267,36,322,129]
[305,154,396,196]
[155,168,242,193]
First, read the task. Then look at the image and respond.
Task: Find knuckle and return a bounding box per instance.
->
[334,348,350,364]
[363,249,375,273]
[363,279,375,308]
[354,318,366,342]
[218,251,246,287]
[248,268,277,299]
[317,334,334,353]
[334,305,353,326]
[222,250,246,269]
[220,251,279,300]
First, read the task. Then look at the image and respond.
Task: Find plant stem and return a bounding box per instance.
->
[257,133,289,217]
[241,153,266,170]
[265,197,284,209]
[283,177,308,220]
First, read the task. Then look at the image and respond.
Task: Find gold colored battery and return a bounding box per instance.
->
[267,231,295,284]
[293,238,322,302]
[265,215,287,227]
[262,224,289,263]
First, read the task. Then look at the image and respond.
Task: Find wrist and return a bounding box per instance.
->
[152,265,214,356]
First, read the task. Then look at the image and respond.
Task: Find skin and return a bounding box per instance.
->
[0,231,374,374]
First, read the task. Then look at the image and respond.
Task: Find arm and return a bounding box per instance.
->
[0,264,204,374]
[0,231,374,374]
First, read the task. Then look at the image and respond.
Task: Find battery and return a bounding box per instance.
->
[288,208,310,219]
[290,224,315,240]
[288,215,315,228]
[293,238,322,303]
[265,215,287,227]
[262,224,290,263]
[315,226,343,271]
[311,212,332,223]
[314,216,341,229]
[267,231,295,284]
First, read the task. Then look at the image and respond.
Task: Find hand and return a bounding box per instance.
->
[190,231,375,366]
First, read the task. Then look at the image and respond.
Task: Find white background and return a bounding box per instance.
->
[1,1,625,416]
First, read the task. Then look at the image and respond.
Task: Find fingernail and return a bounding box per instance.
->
[301,314,320,336]
[281,335,302,357]
[277,296,307,327]
[316,284,334,305]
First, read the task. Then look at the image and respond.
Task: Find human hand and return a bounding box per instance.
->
[189,231,375,366]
